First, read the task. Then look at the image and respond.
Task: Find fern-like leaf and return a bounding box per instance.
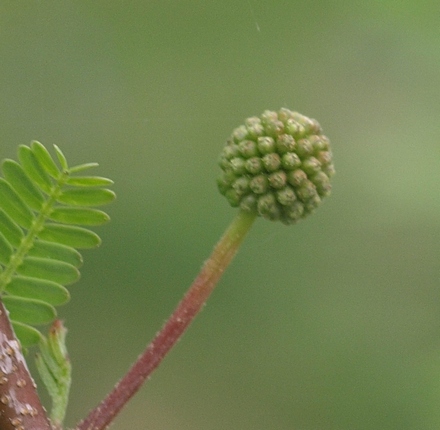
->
[0,141,115,347]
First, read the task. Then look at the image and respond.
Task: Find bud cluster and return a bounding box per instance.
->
[217,108,335,225]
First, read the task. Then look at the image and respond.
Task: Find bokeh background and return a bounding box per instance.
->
[1,1,440,429]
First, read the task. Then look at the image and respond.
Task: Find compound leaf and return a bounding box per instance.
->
[0,141,114,347]
[0,142,113,427]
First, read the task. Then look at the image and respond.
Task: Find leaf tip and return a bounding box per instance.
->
[53,145,69,171]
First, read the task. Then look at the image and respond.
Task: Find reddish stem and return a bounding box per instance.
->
[76,210,256,430]
[0,300,52,430]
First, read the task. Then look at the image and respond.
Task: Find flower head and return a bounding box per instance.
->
[217,108,335,225]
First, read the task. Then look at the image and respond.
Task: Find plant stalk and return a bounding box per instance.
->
[0,300,52,430]
[76,210,256,430]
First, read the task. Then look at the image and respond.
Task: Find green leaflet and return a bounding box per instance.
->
[2,159,45,210]
[3,296,56,325]
[0,232,13,265]
[31,141,61,178]
[16,257,80,285]
[66,176,114,187]
[39,223,101,248]
[28,240,83,268]
[57,187,116,207]
[18,145,53,193]
[49,207,110,226]
[54,145,68,171]
[0,178,35,228]
[7,276,70,306]
[0,209,23,247]
[12,321,43,347]
[68,162,99,173]
[0,141,114,349]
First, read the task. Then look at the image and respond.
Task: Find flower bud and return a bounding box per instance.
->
[268,171,287,189]
[217,108,335,224]
[262,153,281,172]
[238,140,259,158]
[245,157,264,175]
[257,136,276,154]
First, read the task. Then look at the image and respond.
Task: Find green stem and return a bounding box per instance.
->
[76,210,257,430]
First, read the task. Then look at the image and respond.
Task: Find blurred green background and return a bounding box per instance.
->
[1,1,440,429]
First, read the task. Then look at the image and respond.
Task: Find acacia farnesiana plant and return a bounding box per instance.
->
[0,141,114,429]
[0,108,334,430]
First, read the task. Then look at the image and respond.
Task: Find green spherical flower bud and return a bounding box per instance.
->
[217,108,335,224]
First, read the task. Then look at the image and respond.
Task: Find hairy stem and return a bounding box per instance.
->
[0,300,52,430]
[76,210,256,430]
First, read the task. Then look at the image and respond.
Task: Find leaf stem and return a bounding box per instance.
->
[0,171,68,294]
[76,210,257,430]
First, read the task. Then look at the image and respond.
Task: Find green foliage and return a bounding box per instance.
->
[36,320,72,427]
[0,141,115,347]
